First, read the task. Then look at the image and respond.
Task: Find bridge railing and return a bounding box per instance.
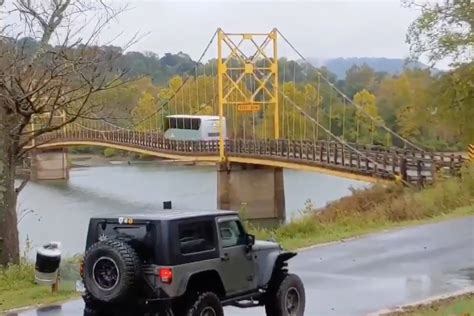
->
[31,127,464,185]
[35,128,220,156]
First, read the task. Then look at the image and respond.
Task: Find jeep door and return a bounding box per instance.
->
[217,216,256,295]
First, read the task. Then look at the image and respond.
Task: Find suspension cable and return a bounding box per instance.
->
[278,86,411,186]
[195,67,200,114]
[202,64,207,109]
[328,84,333,140]
[292,61,296,140]
[277,29,422,151]
[119,30,218,131]
[342,98,346,140]
[316,73,321,140]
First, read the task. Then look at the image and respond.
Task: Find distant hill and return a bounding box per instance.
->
[306,57,434,79]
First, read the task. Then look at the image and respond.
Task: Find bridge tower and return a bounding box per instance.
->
[216,29,285,223]
[217,28,280,161]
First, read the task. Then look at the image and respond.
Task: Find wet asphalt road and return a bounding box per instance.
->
[6,216,474,316]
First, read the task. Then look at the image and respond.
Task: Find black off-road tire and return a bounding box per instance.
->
[83,239,142,304]
[83,306,146,316]
[83,291,115,316]
[82,289,103,311]
[83,299,149,316]
[265,273,305,316]
[83,305,108,316]
[185,292,224,316]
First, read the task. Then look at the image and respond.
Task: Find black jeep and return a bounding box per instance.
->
[77,210,305,315]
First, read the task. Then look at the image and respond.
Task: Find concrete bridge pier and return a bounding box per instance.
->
[30,148,69,181]
[217,162,286,223]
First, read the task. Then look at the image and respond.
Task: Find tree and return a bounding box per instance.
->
[405,0,474,66]
[431,63,474,145]
[376,69,434,140]
[353,89,383,143]
[132,92,158,131]
[89,77,156,127]
[401,1,473,149]
[344,64,376,97]
[0,0,131,264]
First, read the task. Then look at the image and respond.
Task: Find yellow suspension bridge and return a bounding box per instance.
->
[28,29,464,187]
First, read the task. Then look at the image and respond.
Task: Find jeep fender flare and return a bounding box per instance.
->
[179,269,226,298]
[262,251,297,287]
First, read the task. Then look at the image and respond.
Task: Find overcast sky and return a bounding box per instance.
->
[5,0,438,66]
[101,0,426,62]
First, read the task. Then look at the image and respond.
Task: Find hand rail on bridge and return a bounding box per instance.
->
[31,127,465,186]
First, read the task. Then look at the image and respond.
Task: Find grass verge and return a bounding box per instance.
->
[386,292,474,315]
[247,165,474,250]
[0,257,82,312]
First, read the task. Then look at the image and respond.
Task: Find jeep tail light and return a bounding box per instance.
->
[159,268,173,284]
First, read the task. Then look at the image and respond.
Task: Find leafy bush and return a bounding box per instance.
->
[103,147,118,157]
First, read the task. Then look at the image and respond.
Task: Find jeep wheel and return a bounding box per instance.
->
[83,305,114,316]
[84,302,150,316]
[265,273,305,316]
[84,306,147,316]
[186,292,224,316]
[83,239,141,304]
[83,305,113,316]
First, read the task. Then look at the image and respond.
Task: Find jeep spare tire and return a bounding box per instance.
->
[83,239,141,303]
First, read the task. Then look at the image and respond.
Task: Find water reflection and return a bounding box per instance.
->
[18,164,369,258]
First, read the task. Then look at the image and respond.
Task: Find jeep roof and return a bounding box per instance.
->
[93,209,238,221]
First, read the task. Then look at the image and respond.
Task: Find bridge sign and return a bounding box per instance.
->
[237,103,260,112]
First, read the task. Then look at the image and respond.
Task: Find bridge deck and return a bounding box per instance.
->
[32,129,465,185]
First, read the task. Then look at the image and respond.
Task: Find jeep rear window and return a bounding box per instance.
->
[178,221,215,255]
[114,226,147,239]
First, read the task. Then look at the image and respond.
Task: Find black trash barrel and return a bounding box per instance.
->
[35,242,61,284]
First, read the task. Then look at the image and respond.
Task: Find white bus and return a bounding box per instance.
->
[163,115,227,141]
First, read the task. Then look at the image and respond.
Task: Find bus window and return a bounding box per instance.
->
[167,117,200,130]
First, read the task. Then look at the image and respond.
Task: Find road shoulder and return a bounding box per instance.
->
[368,286,474,315]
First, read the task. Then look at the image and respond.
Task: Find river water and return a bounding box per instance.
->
[17,163,369,258]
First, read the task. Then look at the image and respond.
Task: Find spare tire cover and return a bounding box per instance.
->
[83,239,141,303]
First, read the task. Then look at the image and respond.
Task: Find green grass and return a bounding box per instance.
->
[0,257,82,312]
[388,293,474,315]
[247,165,474,251]
[249,205,474,251]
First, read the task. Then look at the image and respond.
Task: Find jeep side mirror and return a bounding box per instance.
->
[246,234,255,248]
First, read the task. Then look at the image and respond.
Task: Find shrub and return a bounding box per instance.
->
[249,165,474,250]
[103,147,118,157]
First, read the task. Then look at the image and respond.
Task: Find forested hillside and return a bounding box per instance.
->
[14,3,472,152]
[307,57,432,79]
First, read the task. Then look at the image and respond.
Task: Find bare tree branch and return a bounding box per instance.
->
[0,1,136,151]
[15,175,29,194]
